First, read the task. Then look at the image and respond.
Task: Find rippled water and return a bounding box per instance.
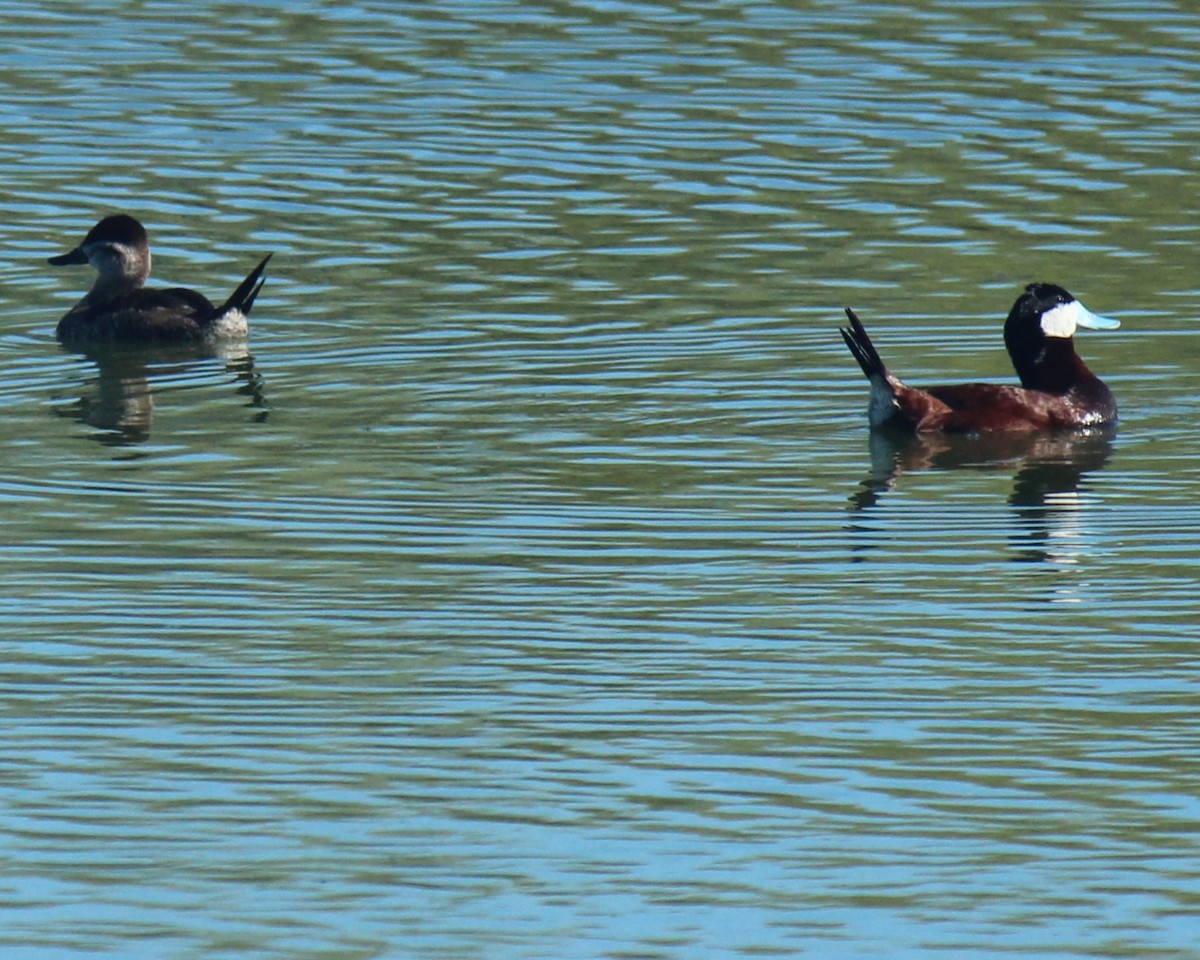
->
[3,1,1200,957]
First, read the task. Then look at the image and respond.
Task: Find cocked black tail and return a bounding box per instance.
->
[839,307,887,380]
[215,253,272,319]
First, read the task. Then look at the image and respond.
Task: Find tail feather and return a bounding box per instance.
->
[839,307,887,380]
[841,306,910,429]
[215,253,272,319]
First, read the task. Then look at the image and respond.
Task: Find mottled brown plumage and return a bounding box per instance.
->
[49,214,271,344]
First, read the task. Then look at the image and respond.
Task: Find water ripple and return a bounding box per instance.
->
[4,1,1200,958]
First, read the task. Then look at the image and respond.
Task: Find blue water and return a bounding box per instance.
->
[2,2,1199,958]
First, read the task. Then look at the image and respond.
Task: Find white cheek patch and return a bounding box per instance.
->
[1040,300,1080,339]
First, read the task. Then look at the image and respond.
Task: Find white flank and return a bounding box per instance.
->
[206,308,250,340]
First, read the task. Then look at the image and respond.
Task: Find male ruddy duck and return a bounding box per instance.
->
[49,214,271,343]
[840,283,1119,433]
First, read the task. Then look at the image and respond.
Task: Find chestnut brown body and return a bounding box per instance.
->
[840,284,1119,434]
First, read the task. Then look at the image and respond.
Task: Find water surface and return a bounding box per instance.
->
[2,1,1199,958]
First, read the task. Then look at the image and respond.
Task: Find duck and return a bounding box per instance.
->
[840,283,1120,433]
[49,214,271,343]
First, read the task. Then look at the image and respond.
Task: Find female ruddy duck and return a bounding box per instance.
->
[49,214,271,343]
[840,283,1119,433]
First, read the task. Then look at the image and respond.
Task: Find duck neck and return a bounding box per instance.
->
[1012,337,1092,393]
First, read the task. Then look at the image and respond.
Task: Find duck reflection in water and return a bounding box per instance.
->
[848,427,1116,565]
[46,214,272,444]
[840,284,1120,564]
[55,340,267,445]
